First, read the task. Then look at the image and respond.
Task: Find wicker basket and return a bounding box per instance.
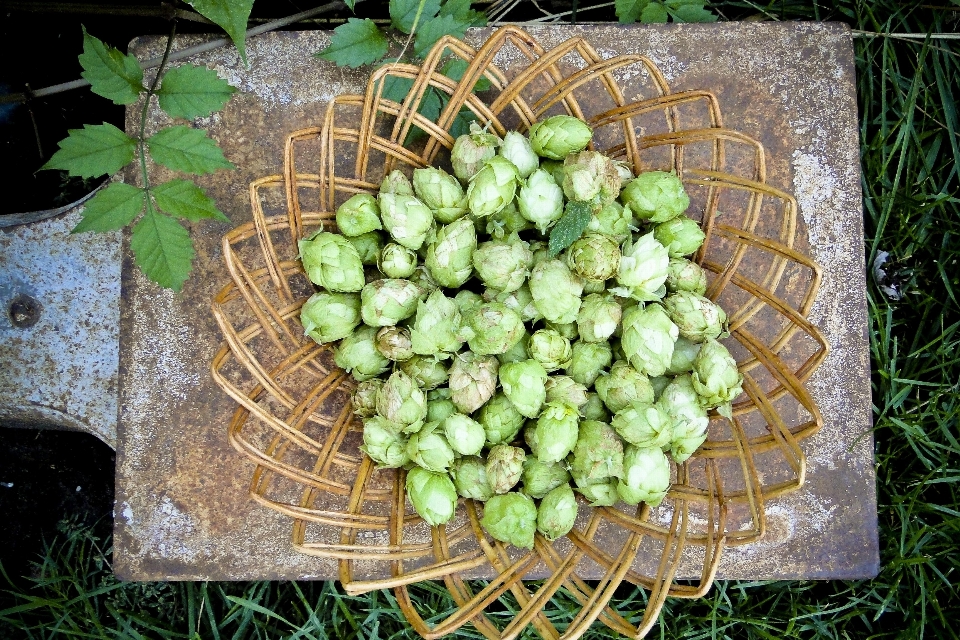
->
[210,26,828,639]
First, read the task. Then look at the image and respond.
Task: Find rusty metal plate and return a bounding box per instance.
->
[115,24,877,581]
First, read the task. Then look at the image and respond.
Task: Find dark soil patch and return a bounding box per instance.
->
[0,428,115,587]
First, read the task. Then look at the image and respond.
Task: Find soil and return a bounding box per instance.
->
[0,428,116,587]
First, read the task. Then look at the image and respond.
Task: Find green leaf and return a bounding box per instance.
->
[380,75,415,103]
[130,203,195,291]
[615,0,649,23]
[439,0,486,26]
[390,0,442,34]
[641,2,669,22]
[670,4,717,22]
[147,126,235,175]
[188,0,253,64]
[72,182,145,233]
[449,107,477,139]
[153,179,230,222]
[157,64,236,120]
[414,14,471,58]
[440,58,491,92]
[344,0,356,9]
[41,123,136,178]
[315,18,389,68]
[548,201,594,257]
[78,27,144,105]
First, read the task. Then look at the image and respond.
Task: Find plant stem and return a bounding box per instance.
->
[138,20,178,194]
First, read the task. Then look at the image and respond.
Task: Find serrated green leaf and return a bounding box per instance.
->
[157,64,236,120]
[414,14,471,58]
[188,0,253,64]
[641,3,669,22]
[449,107,477,139]
[153,179,230,222]
[380,75,415,103]
[615,0,649,23]
[78,27,144,105]
[439,0,486,25]
[390,0,442,34]
[131,204,195,291]
[440,58,491,92]
[670,4,717,22]
[344,0,356,9]
[147,126,235,175]
[315,18,389,68]
[548,201,594,257]
[41,123,136,178]
[72,182,144,233]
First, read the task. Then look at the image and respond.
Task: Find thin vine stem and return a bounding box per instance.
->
[137,20,178,194]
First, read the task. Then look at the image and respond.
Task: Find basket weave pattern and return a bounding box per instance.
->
[211,27,828,639]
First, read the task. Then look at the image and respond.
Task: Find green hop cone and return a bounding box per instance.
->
[451,456,495,501]
[463,302,525,356]
[666,335,701,375]
[611,400,673,449]
[665,258,708,295]
[529,115,593,160]
[301,291,361,344]
[690,338,743,418]
[521,457,571,499]
[486,444,526,494]
[409,290,464,358]
[658,374,709,463]
[336,193,382,237]
[499,130,539,179]
[413,166,468,223]
[299,231,366,292]
[565,341,613,387]
[406,466,458,526]
[499,359,548,419]
[378,193,434,250]
[451,122,501,183]
[540,159,566,186]
[351,378,383,418]
[378,242,418,279]
[586,200,632,244]
[360,278,423,327]
[620,304,679,377]
[546,320,579,342]
[448,352,499,414]
[543,375,588,410]
[335,325,390,381]
[375,325,414,362]
[408,265,440,295]
[581,392,610,422]
[662,291,728,343]
[570,420,625,484]
[654,215,706,258]
[485,201,535,240]
[576,293,622,344]
[481,492,538,549]
[494,284,542,324]
[425,217,477,288]
[529,259,583,325]
[454,289,483,316]
[472,235,533,293]
[620,171,690,223]
[467,156,520,218]
[361,416,410,468]
[497,330,530,365]
[426,394,457,424]
[407,421,456,473]
[531,401,580,464]
[528,329,573,372]
[566,233,621,283]
[346,231,383,265]
[572,475,619,507]
[614,232,669,302]
[442,413,486,457]
[614,160,634,182]
[517,168,564,234]
[618,445,671,506]
[400,355,450,390]
[477,392,525,446]
[561,150,621,205]
[537,484,578,541]
[595,360,655,414]
[376,370,428,430]
[380,170,414,196]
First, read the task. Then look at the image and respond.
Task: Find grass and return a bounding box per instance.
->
[2,0,959,637]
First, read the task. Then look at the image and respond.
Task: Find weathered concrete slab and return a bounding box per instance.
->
[115,24,877,581]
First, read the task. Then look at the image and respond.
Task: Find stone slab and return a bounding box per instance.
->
[115,23,878,581]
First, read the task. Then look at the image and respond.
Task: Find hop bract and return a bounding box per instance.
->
[407,421,456,473]
[570,420,624,483]
[448,352,499,414]
[654,215,706,258]
[530,401,580,464]
[576,293,621,343]
[409,290,464,358]
[566,233,621,283]
[665,258,708,295]
[463,302,525,356]
[442,413,486,457]
[521,457,571,499]
[595,360,655,414]
[562,150,620,205]
[299,231,365,293]
[529,115,593,160]
[477,392,525,445]
[375,325,414,361]
[612,400,672,450]
[351,379,383,418]
[376,370,427,430]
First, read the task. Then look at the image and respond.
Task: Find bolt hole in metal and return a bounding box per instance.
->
[8,293,41,328]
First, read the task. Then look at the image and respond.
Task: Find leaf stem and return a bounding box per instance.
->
[138,20,178,193]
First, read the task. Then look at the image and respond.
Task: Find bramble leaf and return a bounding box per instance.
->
[72,182,145,233]
[131,203,195,292]
[79,27,144,105]
[414,13,472,58]
[147,126,235,174]
[670,3,717,22]
[641,2,669,22]
[548,201,594,257]
[615,0,649,23]
[188,0,253,64]
[439,0,486,26]
[315,18,389,68]
[344,0,356,9]
[441,58,491,92]
[390,0,441,34]
[157,64,236,120]
[153,179,230,222]
[41,123,136,178]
